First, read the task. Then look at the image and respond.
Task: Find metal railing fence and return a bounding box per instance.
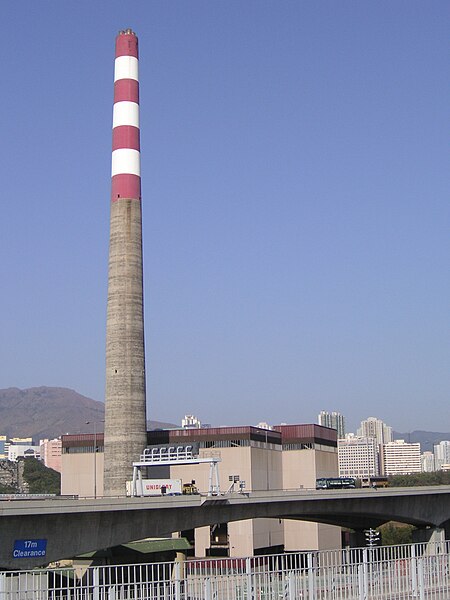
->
[0,540,448,600]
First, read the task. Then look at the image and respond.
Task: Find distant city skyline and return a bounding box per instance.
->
[1,388,450,466]
[0,384,449,441]
[0,3,448,433]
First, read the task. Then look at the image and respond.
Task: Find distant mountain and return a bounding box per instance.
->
[394,431,450,453]
[0,387,177,442]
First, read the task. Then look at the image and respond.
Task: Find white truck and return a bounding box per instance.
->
[127,478,182,497]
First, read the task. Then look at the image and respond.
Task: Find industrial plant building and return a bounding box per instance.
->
[61,423,341,556]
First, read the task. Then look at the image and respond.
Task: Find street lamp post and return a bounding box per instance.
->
[86,421,103,499]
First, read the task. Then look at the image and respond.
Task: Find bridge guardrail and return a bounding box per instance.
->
[0,540,448,599]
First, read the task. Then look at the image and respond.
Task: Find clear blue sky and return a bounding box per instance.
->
[0,1,448,433]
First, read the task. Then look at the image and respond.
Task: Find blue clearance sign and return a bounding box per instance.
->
[13,539,47,559]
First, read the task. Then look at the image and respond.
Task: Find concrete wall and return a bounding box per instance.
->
[169,445,283,495]
[194,526,210,557]
[61,452,104,498]
[282,447,341,551]
[229,520,254,556]
[170,445,284,556]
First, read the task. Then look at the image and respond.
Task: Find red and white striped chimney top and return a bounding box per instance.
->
[111,29,141,202]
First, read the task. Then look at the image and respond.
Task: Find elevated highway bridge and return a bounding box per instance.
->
[0,485,449,569]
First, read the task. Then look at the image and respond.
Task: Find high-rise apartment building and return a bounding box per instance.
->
[421,451,435,473]
[318,411,346,439]
[434,440,450,470]
[338,435,379,479]
[357,417,392,446]
[382,440,421,475]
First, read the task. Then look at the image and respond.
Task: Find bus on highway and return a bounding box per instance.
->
[316,477,356,489]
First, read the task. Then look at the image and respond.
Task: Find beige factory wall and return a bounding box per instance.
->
[171,445,284,556]
[194,526,210,558]
[282,447,338,491]
[228,520,254,557]
[170,445,283,494]
[61,452,104,498]
[282,448,341,551]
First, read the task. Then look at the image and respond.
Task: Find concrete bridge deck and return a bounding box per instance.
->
[0,485,449,569]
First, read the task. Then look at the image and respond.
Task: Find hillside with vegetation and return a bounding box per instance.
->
[0,458,60,495]
[22,458,60,494]
[380,522,415,545]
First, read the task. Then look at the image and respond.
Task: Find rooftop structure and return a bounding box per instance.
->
[181,415,202,429]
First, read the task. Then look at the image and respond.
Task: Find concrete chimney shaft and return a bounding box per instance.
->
[103,30,147,496]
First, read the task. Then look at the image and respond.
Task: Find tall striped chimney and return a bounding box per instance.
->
[103,29,147,496]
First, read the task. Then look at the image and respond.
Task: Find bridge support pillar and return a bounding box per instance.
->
[412,526,445,546]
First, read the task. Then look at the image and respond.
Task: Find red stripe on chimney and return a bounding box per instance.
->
[112,126,140,152]
[111,174,141,202]
[114,79,139,104]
